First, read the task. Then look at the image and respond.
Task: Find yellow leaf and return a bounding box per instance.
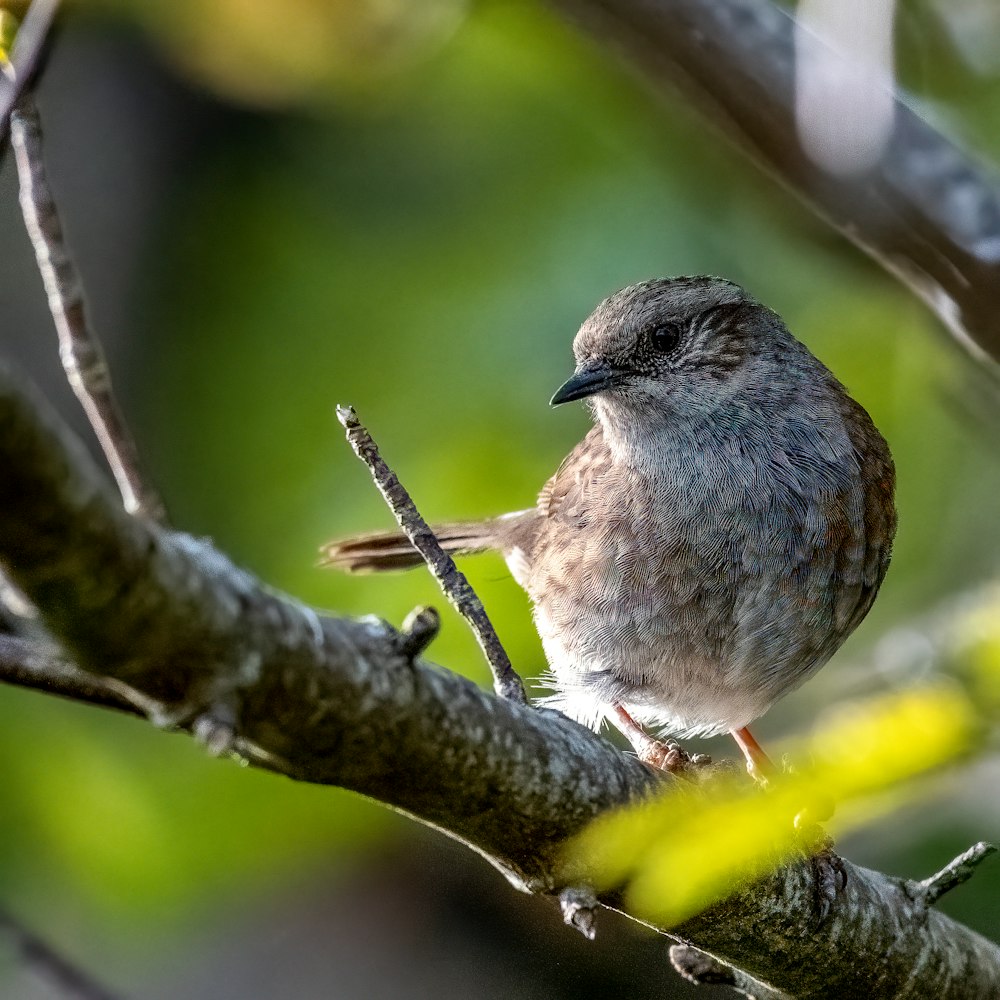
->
[0,9,21,66]
[561,683,976,928]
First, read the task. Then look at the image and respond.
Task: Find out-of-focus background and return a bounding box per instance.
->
[2,2,1000,996]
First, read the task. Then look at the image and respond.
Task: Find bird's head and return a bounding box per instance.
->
[551,277,803,425]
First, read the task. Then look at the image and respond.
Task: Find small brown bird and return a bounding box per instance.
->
[322,277,896,774]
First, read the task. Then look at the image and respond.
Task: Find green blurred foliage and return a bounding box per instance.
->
[3,0,1000,956]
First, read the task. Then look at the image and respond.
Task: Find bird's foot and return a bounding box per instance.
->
[794,810,847,923]
[728,726,775,785]
[638,737,711,775]
[610,704,711,776]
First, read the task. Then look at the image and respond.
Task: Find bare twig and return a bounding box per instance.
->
[9,95,164,521]
[0,635,317,783]
[918,842,997,906]
[0,906,125,1000]
[336,404,527,704]
[0,0,59,148]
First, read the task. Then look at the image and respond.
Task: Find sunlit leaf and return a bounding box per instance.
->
[108,0,468,104]
[562,684,978,927]
[0,9,20,65]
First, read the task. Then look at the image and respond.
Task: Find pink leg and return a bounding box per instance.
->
[729,726,775,780]
[611,704,691,773]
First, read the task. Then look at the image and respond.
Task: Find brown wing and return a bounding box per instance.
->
[537,426,612,523]
[837,395,897,635]
[498,427,612,566]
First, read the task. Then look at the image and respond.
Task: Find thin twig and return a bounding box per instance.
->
[336,404,527,704]
[0,0,59,148]
[0,906,126,1000]
[9,95,165,521]
[0,635,303,780]
[918,842,997,906]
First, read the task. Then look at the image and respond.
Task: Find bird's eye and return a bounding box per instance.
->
[649,322,682,354]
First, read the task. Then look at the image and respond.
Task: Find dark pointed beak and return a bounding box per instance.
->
[550,362,628,406]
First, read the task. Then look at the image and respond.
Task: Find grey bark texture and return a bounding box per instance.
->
[2,366,1000,1000]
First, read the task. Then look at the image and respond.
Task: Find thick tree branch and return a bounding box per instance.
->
[547,0,1000,373]
[1,367,999,998]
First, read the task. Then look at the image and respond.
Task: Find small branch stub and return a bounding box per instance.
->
[399,605,441,659]
[669,945,791,1000]
[918,842,997,907]
[336,404,527,704]
[192,706,238,759]
[669,945,738,987]
[558,885,598,940]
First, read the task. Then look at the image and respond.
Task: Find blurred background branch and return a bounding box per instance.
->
[548,0,1000,374]
[0,906,125,1000]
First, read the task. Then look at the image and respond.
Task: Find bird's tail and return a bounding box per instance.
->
[319,519,503,573]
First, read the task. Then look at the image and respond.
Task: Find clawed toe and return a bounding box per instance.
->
[638,738,712,775]
[610,704,711,775]
[795,816,847,923]
[640,739,689,772]
[811,845,848,923]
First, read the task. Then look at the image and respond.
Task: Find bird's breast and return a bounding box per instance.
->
[524,421,883,732]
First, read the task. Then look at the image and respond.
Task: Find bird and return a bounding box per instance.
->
[322,277,896,776]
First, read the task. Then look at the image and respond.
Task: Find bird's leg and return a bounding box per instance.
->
[611,705,694,773]
[729,726,775,782]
